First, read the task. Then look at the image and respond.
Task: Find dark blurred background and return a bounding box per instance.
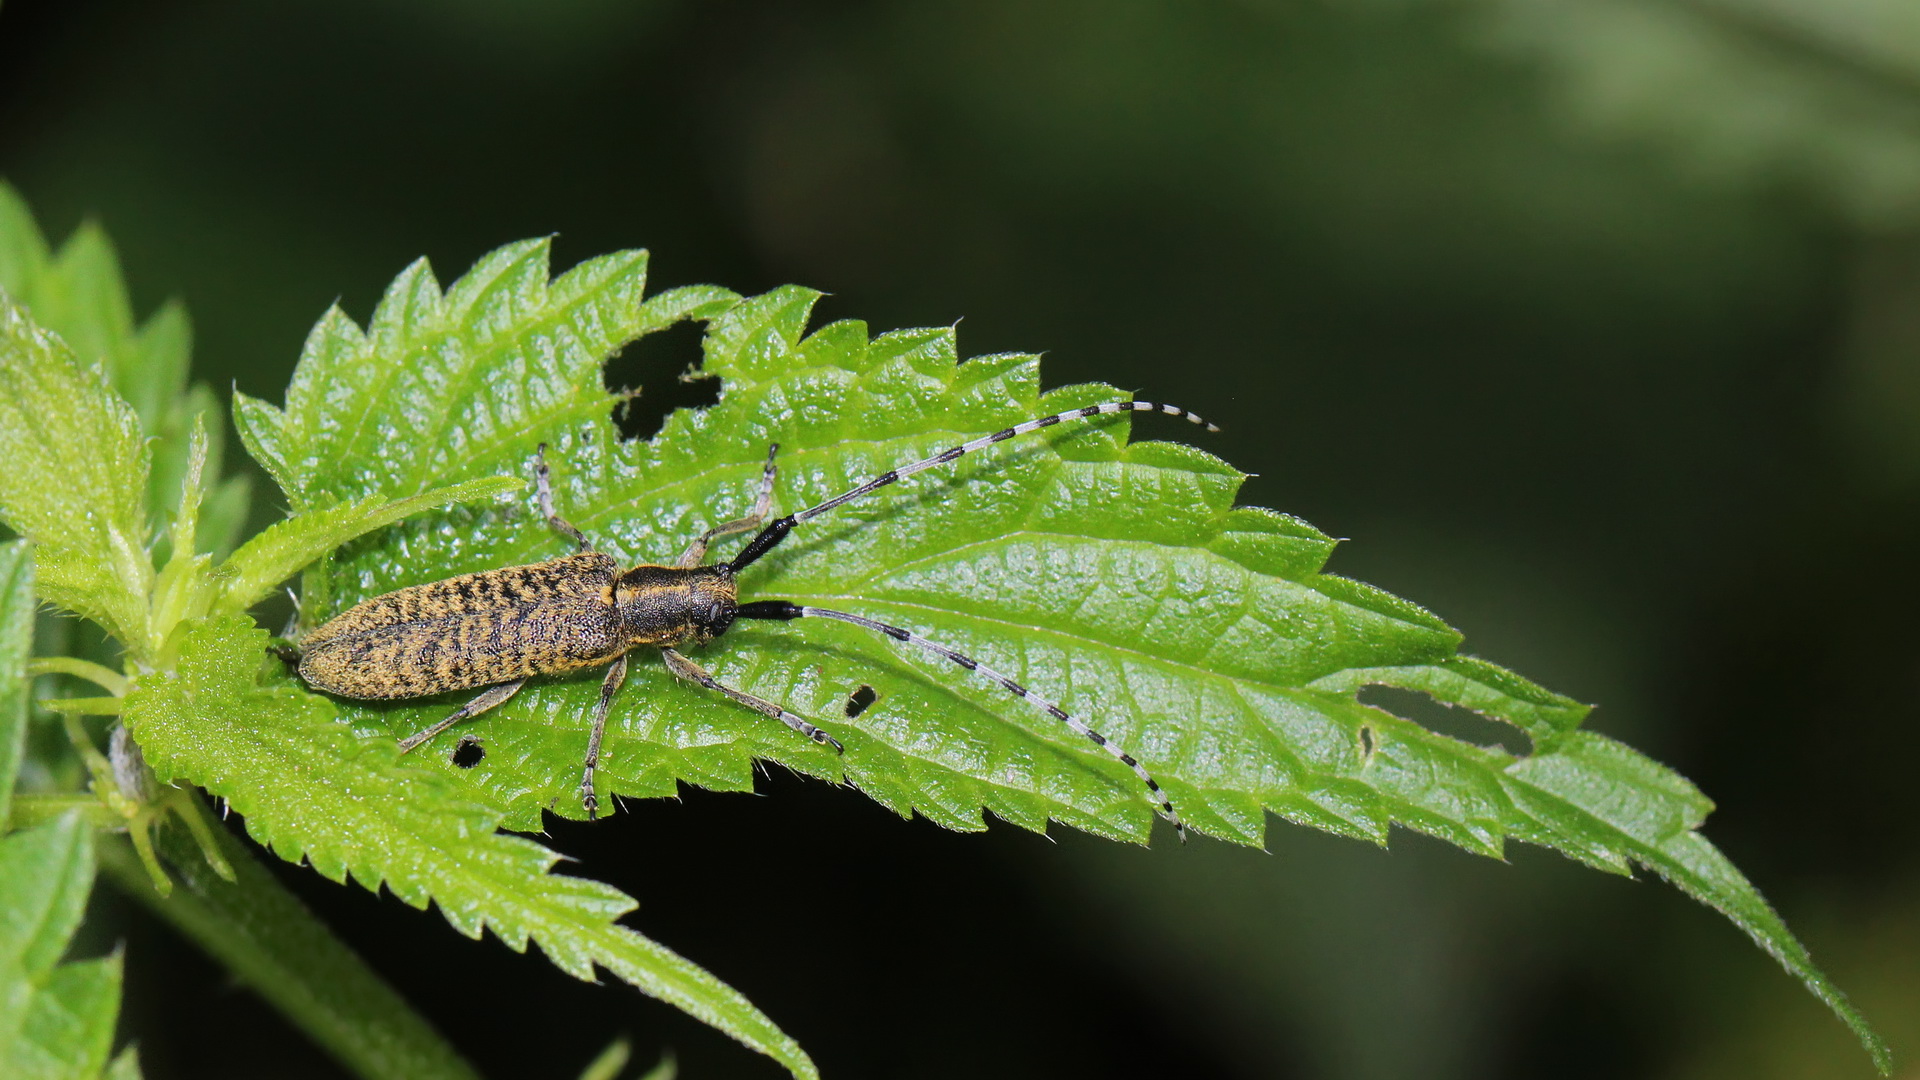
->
[3,0,1917,1076]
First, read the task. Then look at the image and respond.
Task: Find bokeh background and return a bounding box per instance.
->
[3,0,1918,1076]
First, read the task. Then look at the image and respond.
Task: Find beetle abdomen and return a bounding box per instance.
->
[299,553,625,700]
[303,553,619,645]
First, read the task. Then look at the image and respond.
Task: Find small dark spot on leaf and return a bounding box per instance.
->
[845,684,877,718]
[452,736,486,768]
[1358,724,1375,761]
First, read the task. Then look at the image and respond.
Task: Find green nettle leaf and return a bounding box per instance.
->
[0,182,250,558]
[121,616,814,1080]
[229,239,736,509]
[0,296,153,657]
[0,262,511,667]
[0,815,125,1080]
[0,541,29,819]
[216,239,1886,1071]
[0,540,130,1079]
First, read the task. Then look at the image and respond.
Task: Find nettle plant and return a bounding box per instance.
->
[0,184,1891,1079]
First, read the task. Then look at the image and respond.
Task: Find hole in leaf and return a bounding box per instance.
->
[605,320,719,441]
[1357,685,1532,757]
[452,735,486,768]
[1358,723,1376,761]
[845,684,877,718]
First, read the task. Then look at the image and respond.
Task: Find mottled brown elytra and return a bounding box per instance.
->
[295,401,1217,835]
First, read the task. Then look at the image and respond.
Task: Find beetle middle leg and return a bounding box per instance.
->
[398,679,527,754]
[676,443,779,567]
[534,443,591,551]
[660,646,842,752]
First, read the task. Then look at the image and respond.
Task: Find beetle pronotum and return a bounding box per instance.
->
[295,401,1216,837]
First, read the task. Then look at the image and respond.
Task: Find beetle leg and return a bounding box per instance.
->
[534,443,591,551]
[397,679,526,754]
[660,646,842,752]
[579,652,628,820]
[676,443,779,567]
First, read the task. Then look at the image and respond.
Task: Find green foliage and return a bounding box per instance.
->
[1465,0,1920,227]
[221,239,1883,1069]
[573,1037,674,1080]
[213,476,524,617]
[0,815,130,1080]
[0,296,155,656]
[96,809,482,1080]
[0,185,249,559]
[0,506,132,1080]
[0,185,1890,1074]
[0,542,29,818]
[0,192,517,1080]
[121,616,813,1079]
[0,288,530,669]
[228,242,735,511]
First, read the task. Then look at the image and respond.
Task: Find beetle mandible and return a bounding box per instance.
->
[295,401,1216,836]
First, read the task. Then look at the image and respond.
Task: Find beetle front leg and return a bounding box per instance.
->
[534,443,592,551]
[676,443,779,567]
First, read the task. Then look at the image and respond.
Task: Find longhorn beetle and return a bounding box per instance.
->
[295,401,1217,838]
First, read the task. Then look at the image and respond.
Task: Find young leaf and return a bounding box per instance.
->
[0,541,29,820]
[0,183,250,557]
[121,617,815,1080]
[0,814,124,1080]
[0,537,126,1080]
[234,241,1884,1068]
[0,296,153,657]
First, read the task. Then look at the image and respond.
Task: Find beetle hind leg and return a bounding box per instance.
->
[398,679,527,754]
[579,653,628,820]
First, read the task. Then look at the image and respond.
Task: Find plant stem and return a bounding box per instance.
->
[98,817,482,1080]
[28,657,129,696]
[5,792,119,830]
